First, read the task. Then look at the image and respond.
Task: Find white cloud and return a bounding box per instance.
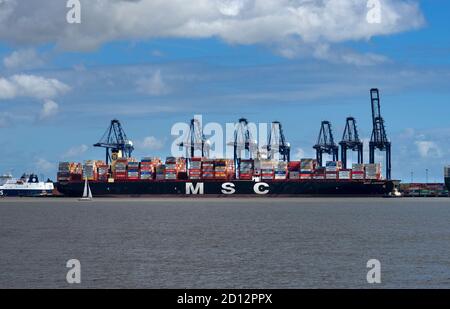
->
[277,41,389,65]
[136,70,169,96]
[313,43,388,66]
[136,136,165,151]
[0,74,70,100]
[415,141,443,159]
[36,158,54,172]
[39,99,59,120]
[294,147,315,160]
[3,48,44,70]
[0,0,424,62]
[63,144,89,158]
[216,0,247,17]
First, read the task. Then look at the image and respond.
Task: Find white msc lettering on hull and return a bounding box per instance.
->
[186,182,270,195]
[254,182,270,195]
[221,182,236,194]
[186,182,204,195]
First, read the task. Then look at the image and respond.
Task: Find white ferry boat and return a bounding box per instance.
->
[0,174,54,197]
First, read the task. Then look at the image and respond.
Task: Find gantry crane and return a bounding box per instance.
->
[94,119,134,164]
[369,88,391,179]
[313,121,339,167]
[266,121,291,161]
[339,117,363,169]
[178,117,210,158]
[227,118,257,172]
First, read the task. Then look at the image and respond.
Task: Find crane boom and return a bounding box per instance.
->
[369,88,391,179]
[313,121,338,167]
[94,119,134,164]
[266,121,290,161]
[178,117,210,158]
[339,117,363,169]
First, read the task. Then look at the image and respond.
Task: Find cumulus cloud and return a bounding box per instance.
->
[415,141,443,159]
[3,48,44,70]
[39,99,59,120]
[0,74,70,100]
[216,0,247,17]
[136,136,165,151]
[0,0,424,62]
[36,158,54,172]
[277,41,389,65]
[63,144,89,158]
[136,70,169,96]
[293,147,315,160]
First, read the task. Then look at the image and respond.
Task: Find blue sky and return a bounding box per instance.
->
[0,0,449,182]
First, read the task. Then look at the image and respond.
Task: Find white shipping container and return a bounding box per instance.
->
[325,173,338,179]
[339,171,351,180]
[352,164,365,172]
[365,163,381,172]
[325,161,342,172]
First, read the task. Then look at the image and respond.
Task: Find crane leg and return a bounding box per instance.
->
[341,147,347,169]
[369,143,375,164]
[386,143,392,180]
[358,144,363,164]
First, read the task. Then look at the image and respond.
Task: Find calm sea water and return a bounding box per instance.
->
[0,197,450,288]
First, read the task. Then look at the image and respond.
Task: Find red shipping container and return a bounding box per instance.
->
[288,161,301,171]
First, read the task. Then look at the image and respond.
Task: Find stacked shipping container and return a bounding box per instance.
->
[202,159,215,179]
[83,160,102,181]
[313,167,326,180]
[325,161,342,180]
[274,162,287,180]
[97,164,109,181]
[140,157,154,180]
[300,159,316,179]
[58,157,384,183]
[352,164,365,180]
[127,161,139,180]
[239,159,253,180]
[214,159,234,180]
[365,163,381,180]
[288,161,300,180]
[113,159,128,180]
[189,158,202,180]
[57,162,82,182]
[259,160,275,180]
[155,164,165,180]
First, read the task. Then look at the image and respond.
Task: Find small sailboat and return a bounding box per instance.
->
[79,178,93,201]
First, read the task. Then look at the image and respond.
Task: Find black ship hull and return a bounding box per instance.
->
[56,179,395,197]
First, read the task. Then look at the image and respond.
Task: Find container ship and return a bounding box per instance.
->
[56,157,395,197]
[56,89,397,197]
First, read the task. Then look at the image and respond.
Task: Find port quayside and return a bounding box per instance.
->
[445,166,450,193]
[56,89,397,197]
